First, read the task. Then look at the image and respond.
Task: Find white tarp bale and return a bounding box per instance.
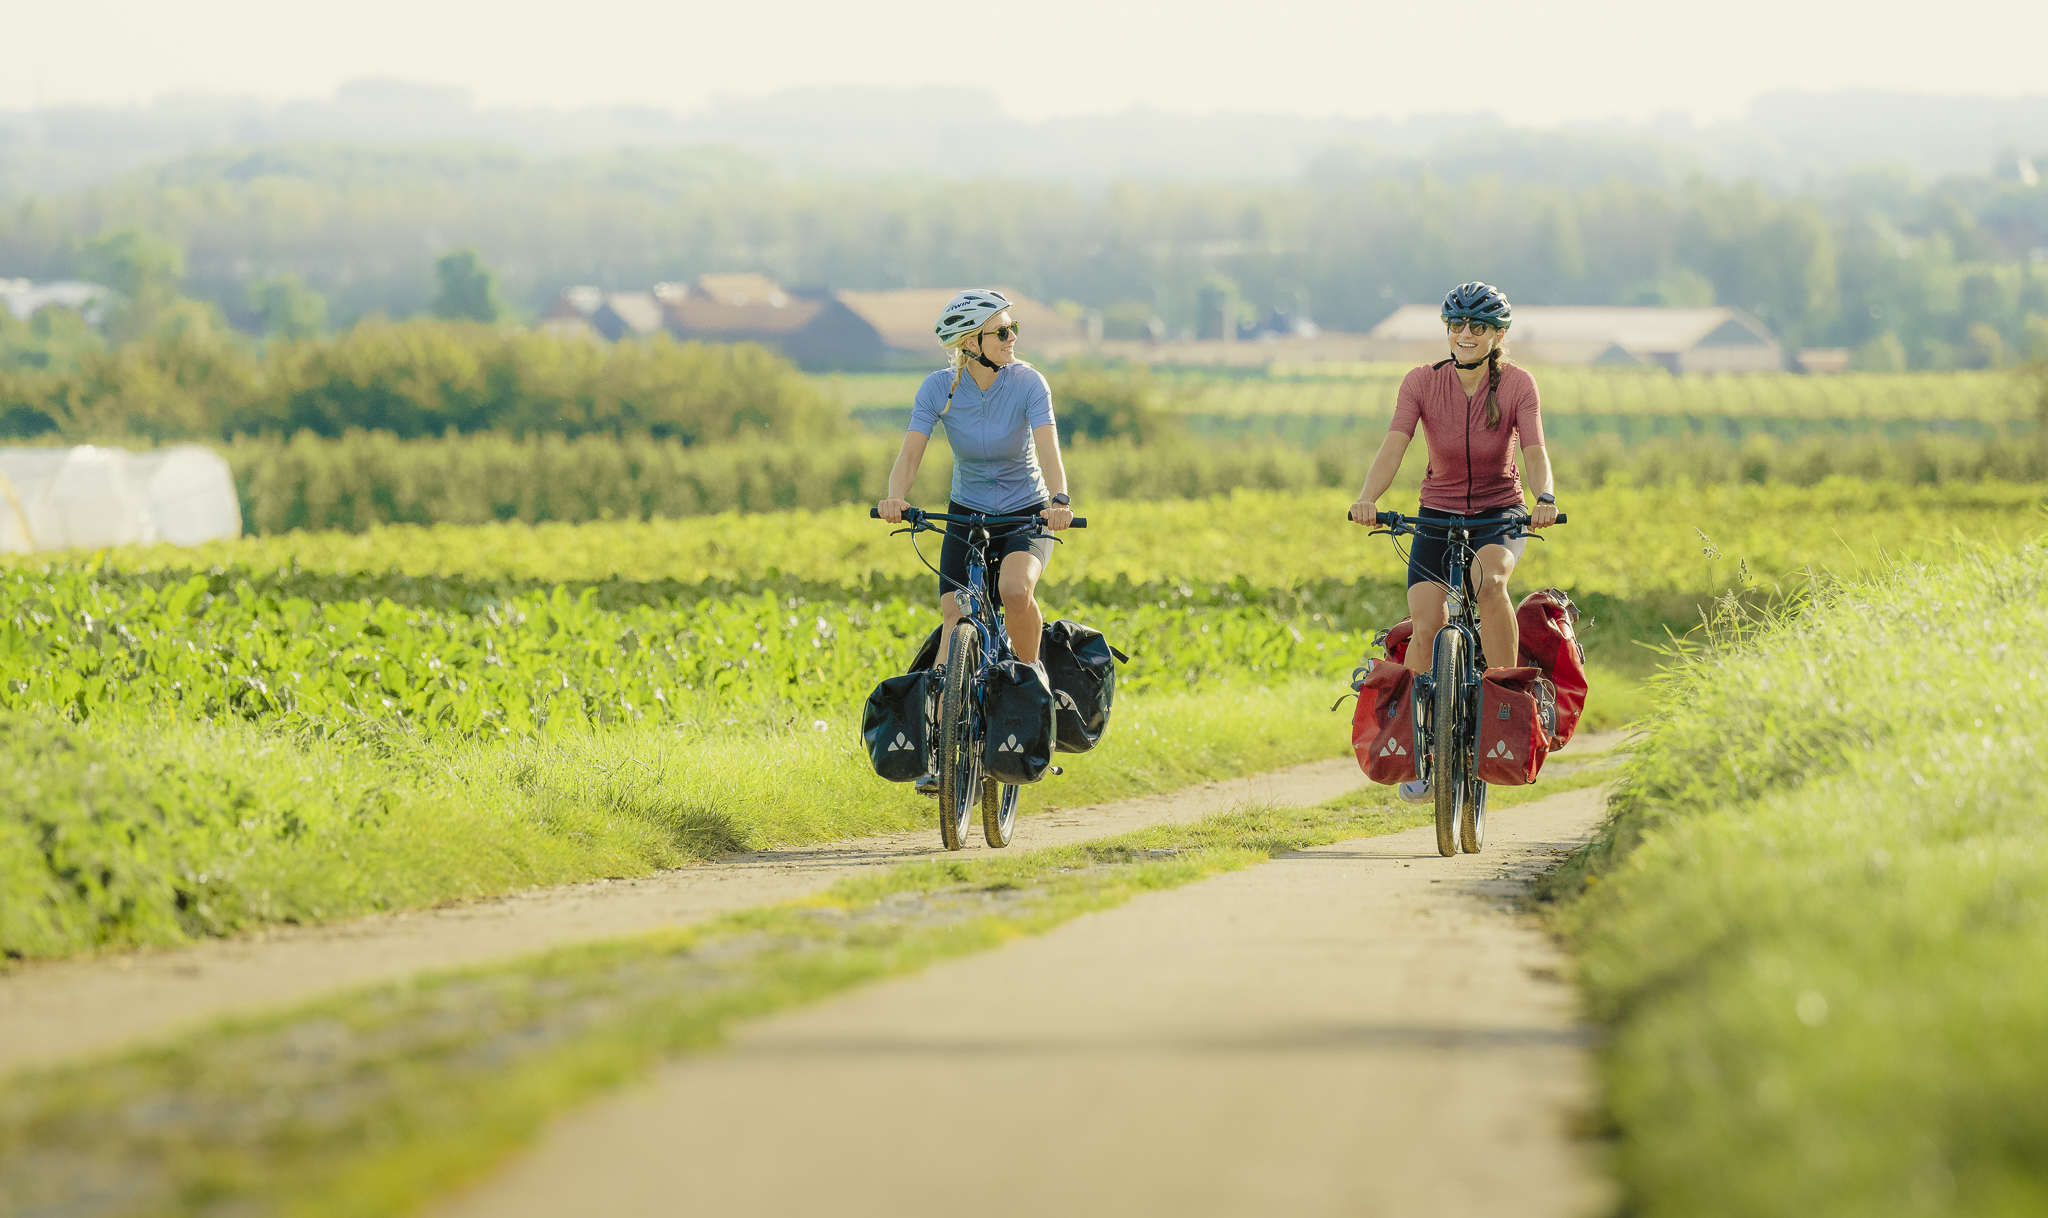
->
[126,446,243,546]
[0,445,242,553]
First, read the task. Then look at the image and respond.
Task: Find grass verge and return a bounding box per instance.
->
[1,677,1355,961]
[1545,539,2048,1217]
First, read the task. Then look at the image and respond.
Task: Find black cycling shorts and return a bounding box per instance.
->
[1405,505,1528,589]
[938,499,1054,602]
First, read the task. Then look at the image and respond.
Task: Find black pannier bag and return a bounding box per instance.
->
[1040,620,1126,753]
[862,671,932,782]
[981,660,1058,785]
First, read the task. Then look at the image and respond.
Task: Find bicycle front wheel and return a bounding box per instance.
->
[1461,768,1488,854]
[1430,628,1466,858]
[936,622,980,851]
[982,777,1020,848]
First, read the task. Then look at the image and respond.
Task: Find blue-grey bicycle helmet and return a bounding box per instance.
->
[1441,281,1512,330]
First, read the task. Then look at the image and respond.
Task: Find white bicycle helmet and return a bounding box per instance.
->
[933,289,1013,348]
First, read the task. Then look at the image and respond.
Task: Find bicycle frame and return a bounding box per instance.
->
[1409,519,1487,789]
[1361,508,1562,855]
[943,516,1020,687]
[871,505,1087,849]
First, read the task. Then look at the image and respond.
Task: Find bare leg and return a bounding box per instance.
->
[998,550,1046,664]
[938,591,965,662]
[1471,544,1521,670]
[1403,581,1448,675]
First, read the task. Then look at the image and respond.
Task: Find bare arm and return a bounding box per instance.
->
[877,430,930,522]
[1522,442,1558,527]
[1032,423,1073,531]
[1347,431,1413,525]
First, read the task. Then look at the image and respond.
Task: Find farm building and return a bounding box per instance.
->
[536,277,1078,371]
[1,279,111,325]
[1361,304,1785,373]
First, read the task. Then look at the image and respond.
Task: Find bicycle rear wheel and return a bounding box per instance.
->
[1430,628,1466,858]
[936,622,980,851]
[982,777,1020,848]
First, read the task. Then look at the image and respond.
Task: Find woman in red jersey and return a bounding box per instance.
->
[1347,282,1559,796]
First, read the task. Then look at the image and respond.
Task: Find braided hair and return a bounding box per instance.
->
[1483,339,1510,430]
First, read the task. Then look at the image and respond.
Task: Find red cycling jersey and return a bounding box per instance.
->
[1390,360,1545,513]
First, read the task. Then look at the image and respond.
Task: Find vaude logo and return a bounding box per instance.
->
[1487,739,1516,761]
[1378,738,1408,757]
[997,734,1023,753]
[887,732,913,752]
[1056,690,1083,714]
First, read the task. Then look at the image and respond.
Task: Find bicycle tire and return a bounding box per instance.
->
[1431,628,1465,858]
[982,777,1020,848]
[1461,767,1488,853]
[936,623,980,851]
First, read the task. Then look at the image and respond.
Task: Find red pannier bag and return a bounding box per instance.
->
[1350,658,1419,784]
[1516,588,1588,747]
[1375,619,1415,665]
[1476,667,1555,786]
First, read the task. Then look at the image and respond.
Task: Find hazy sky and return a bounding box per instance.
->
[8,0,2046,125]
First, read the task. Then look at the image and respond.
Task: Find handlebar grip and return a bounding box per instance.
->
[1070,517,1086,529]
[869,507,881,519]
[1555,513,1568,525]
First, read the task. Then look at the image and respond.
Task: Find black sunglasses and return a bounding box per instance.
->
[980,322,1021,342]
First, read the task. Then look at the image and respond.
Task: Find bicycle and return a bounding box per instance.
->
[1357,508,1566,857]
[870,505,1088,851]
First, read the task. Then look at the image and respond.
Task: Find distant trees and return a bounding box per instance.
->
[0,319,841,446]
[81,228,187,344]
[249,275,328,340]
[2,147,2045,368]
[432,248,506,324]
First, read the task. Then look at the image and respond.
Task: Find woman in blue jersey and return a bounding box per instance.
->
[876,288,1074,667]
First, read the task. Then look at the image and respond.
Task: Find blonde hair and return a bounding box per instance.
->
[1484,336,1512,429]
[941,317,1006,414]
[943,342,970,411]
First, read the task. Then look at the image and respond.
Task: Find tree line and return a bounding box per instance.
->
[3,144,2047,368]
[0,300,840,446]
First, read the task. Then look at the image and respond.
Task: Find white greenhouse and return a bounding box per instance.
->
[0,445,243,553]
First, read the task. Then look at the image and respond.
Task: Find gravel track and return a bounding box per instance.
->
[432,782,1616,1217]
[0,755,1373,1075]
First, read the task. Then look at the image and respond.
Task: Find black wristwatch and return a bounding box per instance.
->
[1051,493,1071,506]
[1536,493,1556,505]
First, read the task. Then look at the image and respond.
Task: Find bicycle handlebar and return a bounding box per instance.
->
[871,506,1087,529]
[1344,509,1568,528]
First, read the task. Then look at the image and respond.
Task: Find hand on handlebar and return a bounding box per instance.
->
[1530,501,1559,529]
[1349,499,1377,526]
[1041,504,1074,532]
[876,498,912,524]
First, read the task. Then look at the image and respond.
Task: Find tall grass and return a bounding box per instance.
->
[0,678,1350,961]
[1552,541,2048,1216]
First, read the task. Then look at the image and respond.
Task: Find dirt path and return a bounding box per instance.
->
[432,783,1615,1218]
[0,759,1354,1074]
[0,731,1623,1079]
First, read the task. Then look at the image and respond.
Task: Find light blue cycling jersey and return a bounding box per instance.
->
[906,362,1057,514]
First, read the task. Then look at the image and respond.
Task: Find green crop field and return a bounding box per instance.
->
[1175,366,2028,422]
[825,365,2033,424]
[3,480,2042,962]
